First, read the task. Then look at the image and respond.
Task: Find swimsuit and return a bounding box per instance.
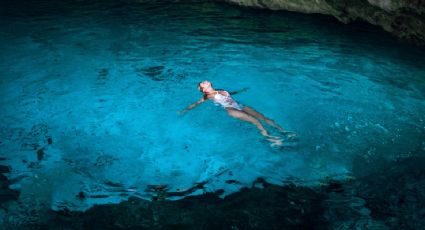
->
[213,92,243,110]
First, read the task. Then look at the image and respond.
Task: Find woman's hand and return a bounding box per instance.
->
[178,97,205,115]
[178,109,188,115]
[240,87,249,92]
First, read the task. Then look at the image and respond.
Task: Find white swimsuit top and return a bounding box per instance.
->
[213,92,243,110]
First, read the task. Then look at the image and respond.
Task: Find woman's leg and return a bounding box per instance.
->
[226,108,282,146]
[227,108,268,136]
[242,106,285,131]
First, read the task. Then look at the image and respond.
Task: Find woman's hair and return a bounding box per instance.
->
[198,80,212,87]
[198,81,213,93]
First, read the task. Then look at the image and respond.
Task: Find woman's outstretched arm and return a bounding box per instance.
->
[179,97,206,114]
[228,87,249,95]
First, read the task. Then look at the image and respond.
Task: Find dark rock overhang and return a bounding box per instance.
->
[220,0,425,46]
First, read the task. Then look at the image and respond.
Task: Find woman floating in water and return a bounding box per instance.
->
[180,80,293,146]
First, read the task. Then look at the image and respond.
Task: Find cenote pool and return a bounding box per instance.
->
[0,0,425,228]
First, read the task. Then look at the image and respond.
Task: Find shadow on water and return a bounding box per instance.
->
[2,155,424,229]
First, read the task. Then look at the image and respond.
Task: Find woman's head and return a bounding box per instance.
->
[198,80,213,93]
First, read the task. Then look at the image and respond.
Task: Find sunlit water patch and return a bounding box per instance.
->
[1,0,424,211]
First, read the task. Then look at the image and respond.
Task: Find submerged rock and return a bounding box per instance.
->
[222,0,425,45]
[0,165,11,174]
[0,165,20,205]
[36,148,44,161]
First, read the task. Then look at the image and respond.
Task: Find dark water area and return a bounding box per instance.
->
[1,0,425,229]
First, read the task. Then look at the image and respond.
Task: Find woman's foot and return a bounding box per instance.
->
[278,130,297,139]
[267,137,283,147]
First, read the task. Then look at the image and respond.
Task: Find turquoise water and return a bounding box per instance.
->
[1,0,424,215]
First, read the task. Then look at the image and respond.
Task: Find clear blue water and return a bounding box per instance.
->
[1,0,424,214]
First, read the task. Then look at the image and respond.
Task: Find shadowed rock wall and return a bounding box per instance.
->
[222,0,425,45]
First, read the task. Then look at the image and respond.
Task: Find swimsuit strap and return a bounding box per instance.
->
[215,91,226,97]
